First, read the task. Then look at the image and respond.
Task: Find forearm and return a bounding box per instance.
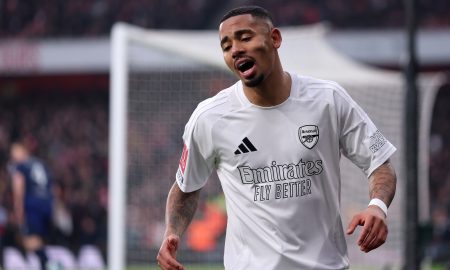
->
[13,200,24,223]
[165,182,200,237]
[368,159,397,207]
[12,173,25,225]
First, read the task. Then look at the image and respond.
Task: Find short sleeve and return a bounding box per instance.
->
[175,112,215,192]
[11,163,26,176]
[335,87,396,177]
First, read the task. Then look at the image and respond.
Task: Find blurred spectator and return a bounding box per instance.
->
[0,0,449,38]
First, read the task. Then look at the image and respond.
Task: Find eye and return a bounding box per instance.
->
[222,45,231,52]
[241,35,252,42]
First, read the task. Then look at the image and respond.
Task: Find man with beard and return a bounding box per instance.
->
[157,6,397,270]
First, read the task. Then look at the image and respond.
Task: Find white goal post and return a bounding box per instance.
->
[109,23,129,270]
[108,22,444,270]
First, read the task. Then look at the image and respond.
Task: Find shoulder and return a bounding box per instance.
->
[15,161,29,173]
[291,74,346,98]
[29,157,44,165]
[187,83,239,128]
[291,73,356,106]
[11,161,31,180]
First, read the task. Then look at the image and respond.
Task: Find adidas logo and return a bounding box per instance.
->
[234,137,257,155]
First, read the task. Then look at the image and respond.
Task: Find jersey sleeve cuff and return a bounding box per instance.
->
[366,144,396,177]
[175,168,204,193]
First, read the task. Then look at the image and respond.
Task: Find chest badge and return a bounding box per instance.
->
[299,125,319,149]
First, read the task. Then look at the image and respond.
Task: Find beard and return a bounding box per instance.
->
[243,73,265,87]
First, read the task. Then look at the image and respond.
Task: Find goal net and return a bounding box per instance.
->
[109,22,440,270]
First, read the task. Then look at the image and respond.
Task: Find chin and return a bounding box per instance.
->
[243,74,265,87]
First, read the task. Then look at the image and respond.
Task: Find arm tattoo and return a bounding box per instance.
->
[369,159,397,207]
[165,182,200,237]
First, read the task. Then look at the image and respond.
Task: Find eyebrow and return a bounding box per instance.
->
[220,28,255,47]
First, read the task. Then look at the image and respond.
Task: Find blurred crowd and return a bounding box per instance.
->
[427,84,450,263]
[0,91,109,256]
[0,70,234,264]
[0,0,449,38]
[0,0,228,38]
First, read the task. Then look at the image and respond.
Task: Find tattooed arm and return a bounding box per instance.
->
[368,160,396,207]
[165,182,200,237]
[157,182,200,270]
[347,159,397,253]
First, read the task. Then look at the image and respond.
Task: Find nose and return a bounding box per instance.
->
[231,43,244,59]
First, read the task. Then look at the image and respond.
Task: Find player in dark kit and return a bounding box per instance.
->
[9,142,53,270]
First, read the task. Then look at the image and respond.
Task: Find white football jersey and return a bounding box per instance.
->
[176,73,396,270]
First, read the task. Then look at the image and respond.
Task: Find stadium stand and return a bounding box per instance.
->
[0,0,449,38]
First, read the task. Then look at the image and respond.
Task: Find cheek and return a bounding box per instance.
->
[250,40,272,62]
[254,35,271,49]
[250,40,268,52]
[223,54,235,70]
[254,43,272,63]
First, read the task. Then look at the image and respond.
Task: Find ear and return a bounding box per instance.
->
[271,28,282,49]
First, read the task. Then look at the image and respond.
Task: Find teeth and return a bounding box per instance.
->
[238,62,247,70]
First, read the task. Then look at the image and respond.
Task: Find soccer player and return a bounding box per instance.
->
[9,142,53,270]
[157,6,397,270]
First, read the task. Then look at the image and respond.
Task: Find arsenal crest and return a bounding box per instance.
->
[299,125,319,149]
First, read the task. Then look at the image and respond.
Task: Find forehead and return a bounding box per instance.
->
[219,14,264,37]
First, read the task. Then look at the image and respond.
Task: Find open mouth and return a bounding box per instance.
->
[236,59,255,73]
